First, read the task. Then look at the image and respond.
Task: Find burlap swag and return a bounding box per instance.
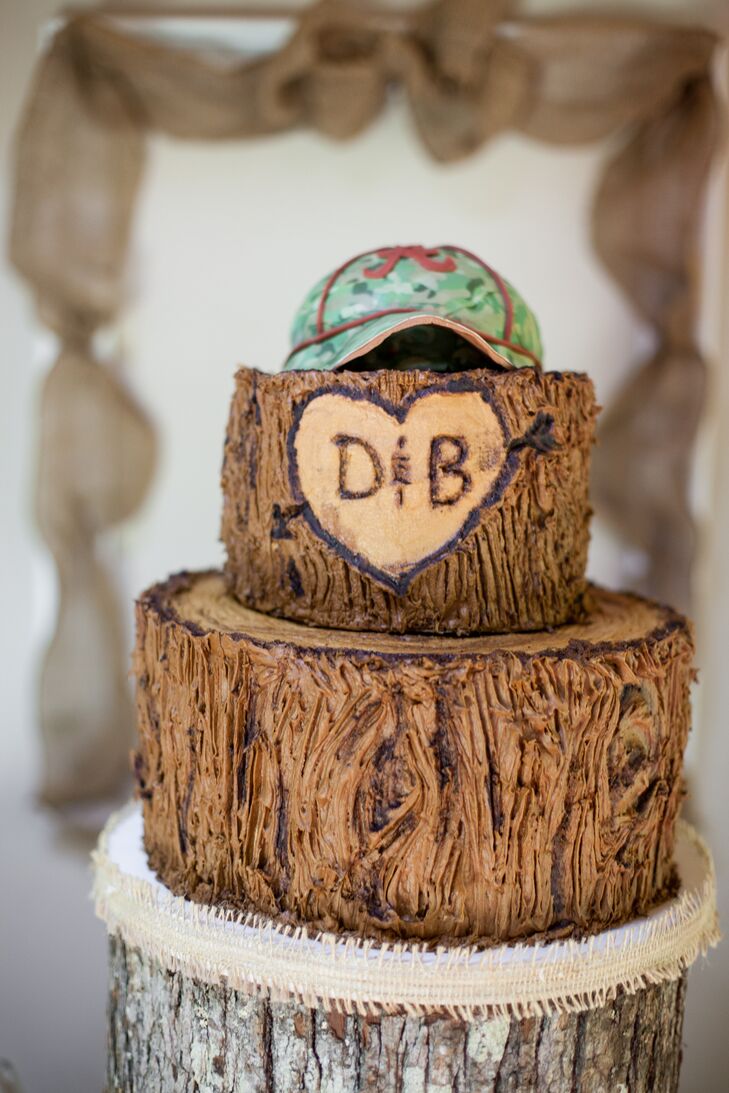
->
[9,0,720,804]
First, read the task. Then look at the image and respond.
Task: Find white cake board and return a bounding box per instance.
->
[93,803,719,1019]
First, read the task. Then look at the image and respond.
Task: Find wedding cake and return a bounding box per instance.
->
[97,245,717,1091]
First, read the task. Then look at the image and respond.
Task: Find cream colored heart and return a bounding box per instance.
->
[291,388,511,591]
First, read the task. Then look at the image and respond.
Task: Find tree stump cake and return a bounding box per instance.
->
[221,366,597,634]
[134,571,693,945]
[96,245,715,1091]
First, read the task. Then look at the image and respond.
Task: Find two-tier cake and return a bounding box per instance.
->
[98,245,717,1092]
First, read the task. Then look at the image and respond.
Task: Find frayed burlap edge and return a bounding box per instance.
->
[92,804,719,1019]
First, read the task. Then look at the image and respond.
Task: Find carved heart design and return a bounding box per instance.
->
[289,384,515,593]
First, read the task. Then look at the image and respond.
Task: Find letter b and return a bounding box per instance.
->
[429,436,472,507]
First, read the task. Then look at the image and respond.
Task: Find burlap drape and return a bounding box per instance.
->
[9,1,720,804]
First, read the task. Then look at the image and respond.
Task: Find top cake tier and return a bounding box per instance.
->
[221,364,597,634]
[222,244,597,634]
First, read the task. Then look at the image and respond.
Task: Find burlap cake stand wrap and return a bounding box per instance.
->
[95,805,718,1091]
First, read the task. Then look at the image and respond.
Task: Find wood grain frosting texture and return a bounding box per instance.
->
[221,367,597,634]
[134,572,693,945]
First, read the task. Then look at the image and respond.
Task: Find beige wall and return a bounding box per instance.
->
[1,2,727,1091]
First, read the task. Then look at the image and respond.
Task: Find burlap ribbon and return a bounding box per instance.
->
[8,1,720,803]
[94,804,719,1018]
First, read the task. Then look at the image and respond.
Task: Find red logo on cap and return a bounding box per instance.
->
[363,246,457,280]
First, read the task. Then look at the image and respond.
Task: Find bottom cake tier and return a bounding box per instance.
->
[133,572,693,945]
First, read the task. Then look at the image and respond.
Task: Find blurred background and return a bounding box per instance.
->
[1,1,728,1090]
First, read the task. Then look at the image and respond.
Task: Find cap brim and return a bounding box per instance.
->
[285,313,514,372]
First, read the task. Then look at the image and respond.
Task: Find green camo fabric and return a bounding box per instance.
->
[283,245,543,372]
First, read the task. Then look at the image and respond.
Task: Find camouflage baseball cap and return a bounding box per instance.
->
[283,245,543,372]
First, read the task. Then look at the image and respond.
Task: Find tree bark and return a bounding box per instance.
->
[106,936,687,1093]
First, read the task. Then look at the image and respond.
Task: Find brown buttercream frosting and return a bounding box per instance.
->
[134,572,693,946]
[221,366,597,635]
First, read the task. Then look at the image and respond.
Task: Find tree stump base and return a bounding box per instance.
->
[95,805,719,1093]
[108,937,685,1093]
